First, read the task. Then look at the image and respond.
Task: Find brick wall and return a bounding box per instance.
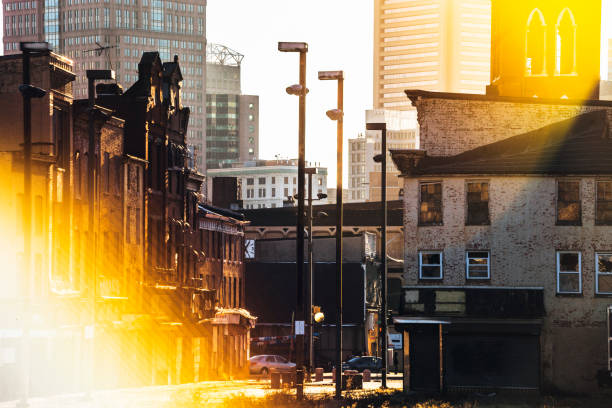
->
[412,95,612,157]
[402,174,612,391]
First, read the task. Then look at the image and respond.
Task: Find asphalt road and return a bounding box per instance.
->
[0,374,403,408]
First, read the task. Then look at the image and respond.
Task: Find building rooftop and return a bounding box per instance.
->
[391,111,612,176]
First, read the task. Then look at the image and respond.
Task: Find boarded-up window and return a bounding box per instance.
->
[596,253,612,295]
[596,181,612,225]
[557,181,581,225]
[556,251,581,294]
[419,182,442,225]
[466,182,489,225]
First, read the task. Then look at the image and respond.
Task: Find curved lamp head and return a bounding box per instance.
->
[317,193,328,200]
[318,70,344,81]
[326,109,343,121]
[19,84,46,98]
[286,84,309,96]
[373,153,384,163]
[278,42,308,53]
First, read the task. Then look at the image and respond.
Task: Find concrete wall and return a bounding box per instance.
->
[402,174,612,391]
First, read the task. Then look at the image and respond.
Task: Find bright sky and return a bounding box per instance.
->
[207,0,373,186]
[208,0,611,186]
[0,1,610,186]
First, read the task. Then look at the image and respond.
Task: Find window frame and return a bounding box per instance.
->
[418,251,443,280]
[556,179,581,226]
[418,181,443,226]
[595,180,612,226]
[466,250,490,280]
[596,252,612,295]
[556,251,582,295]
[465,180,490,226]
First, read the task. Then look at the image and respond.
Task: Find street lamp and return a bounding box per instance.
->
[18,41,49,408]
[318,70,344,400]
[366,122,388,389]
[278,41,308,400]
[85,69,115,398]
[303,168,327,374]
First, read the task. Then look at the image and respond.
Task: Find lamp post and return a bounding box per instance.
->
[303,168,327,372]
[318,70,344,399]
[366,122,388,389]
[18,41,49,408]
[278,41,308,400]
[84,69,115,397]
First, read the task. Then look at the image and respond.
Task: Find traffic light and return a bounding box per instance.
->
[313,306,324,323]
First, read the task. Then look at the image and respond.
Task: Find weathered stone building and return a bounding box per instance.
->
[391,95,612,392]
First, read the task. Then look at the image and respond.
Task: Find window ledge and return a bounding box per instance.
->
[418,223,444,227]
[556,222,582,227]
[555,292,583,297]
[465,223,490,227]
[418,278,443,282]
[594,293,612,298]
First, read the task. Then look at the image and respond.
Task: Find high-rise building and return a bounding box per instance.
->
[206,43,259,170]
[373,0,491,110]
[2,0,207,170]
[348,109,418,202]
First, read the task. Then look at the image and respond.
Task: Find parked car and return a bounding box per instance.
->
[342,356,382,372]
[249,354,296,376]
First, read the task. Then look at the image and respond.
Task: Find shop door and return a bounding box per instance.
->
[410,325,440,391]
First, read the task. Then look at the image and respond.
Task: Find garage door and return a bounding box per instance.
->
[444,333,539,390]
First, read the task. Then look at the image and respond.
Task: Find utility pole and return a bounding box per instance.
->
[366,122,388,388]
[318,70,344,400]
[18,41,50,408]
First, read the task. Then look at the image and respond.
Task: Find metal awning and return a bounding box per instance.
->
[393,317,451,325]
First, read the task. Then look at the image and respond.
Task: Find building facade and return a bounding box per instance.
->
[206,43,259,170]
[2,0,208,170]
[0,50,255,401]
[392,109,612,393]
[207,159,328,209]
[373,0,491,110]
[348,109,418,202]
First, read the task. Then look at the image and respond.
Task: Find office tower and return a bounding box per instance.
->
[206,43,259,170]
[2,0,207,170]
[373,0,491,110]
[348,109,418,202]
[488,0,601,99]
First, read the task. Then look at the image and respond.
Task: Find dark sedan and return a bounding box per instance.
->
[342,356,382,372]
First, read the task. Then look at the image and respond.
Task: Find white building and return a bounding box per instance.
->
[348,109,419,202]
[207,159,328,209]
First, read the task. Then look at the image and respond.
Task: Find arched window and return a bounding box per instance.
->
[556,8,576,75]
[525,8,547,76]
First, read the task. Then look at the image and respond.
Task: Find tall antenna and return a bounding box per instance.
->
[83,42,117,72]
